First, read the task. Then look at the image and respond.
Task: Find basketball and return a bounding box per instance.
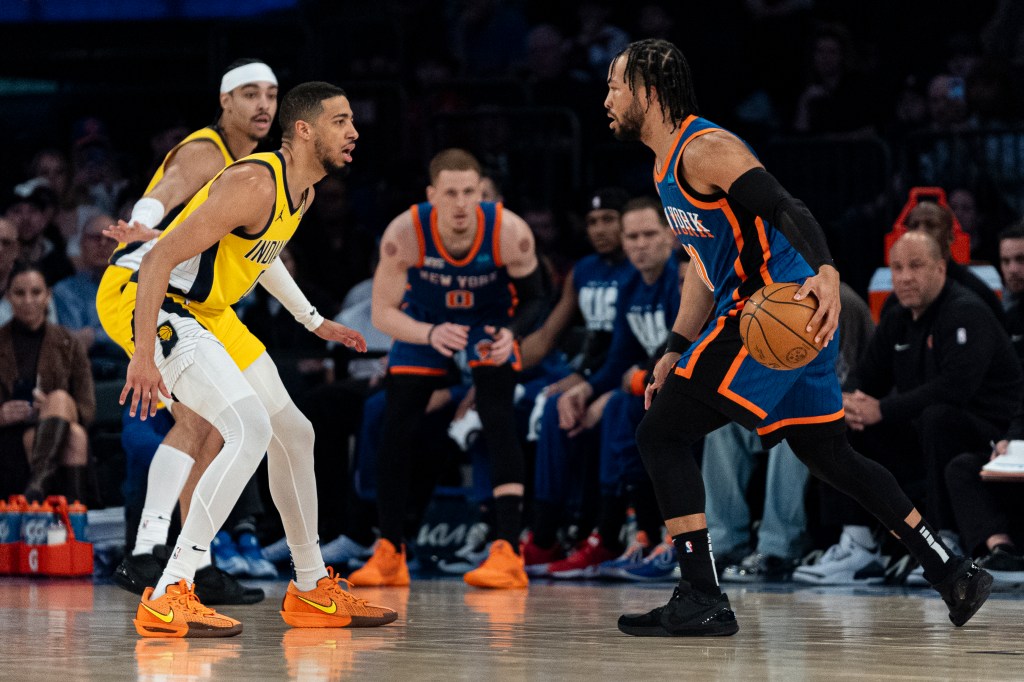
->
[739,283,820,370]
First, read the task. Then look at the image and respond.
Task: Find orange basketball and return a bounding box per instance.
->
[739,283,820,370]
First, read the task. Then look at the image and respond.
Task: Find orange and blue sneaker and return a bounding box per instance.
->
[464,539,529,589]
[134,580,242,638]
[281,566,398,628]
[346,539,410,587]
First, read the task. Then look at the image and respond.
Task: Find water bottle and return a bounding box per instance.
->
[21,501,45,546]
[46,513,67,546]
[6,496,26,545]
[68,500,88,543]
[0,501,9,544]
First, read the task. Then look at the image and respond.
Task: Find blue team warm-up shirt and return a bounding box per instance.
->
[586,254,681,396]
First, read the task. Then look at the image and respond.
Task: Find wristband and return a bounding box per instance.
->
[666,331,692,355]
[129,197,165,229]
[427,324,437,346]
[302,309,325,332]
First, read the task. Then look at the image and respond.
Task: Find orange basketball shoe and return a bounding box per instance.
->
[134,580,243,638]
[281,567,398,628]
[464,540,529,589]
[346,539,410,587]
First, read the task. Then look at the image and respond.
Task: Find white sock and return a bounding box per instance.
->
[153,537,207,599]
[843,525,878,551]
[198,549,212,569]
[133,445,193,555]
[291,540,328,591]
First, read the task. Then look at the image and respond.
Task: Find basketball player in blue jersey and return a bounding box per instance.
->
[358,148,545,589]
[121,82,396,638]
[604,39,991,636]
[100,60,327,606]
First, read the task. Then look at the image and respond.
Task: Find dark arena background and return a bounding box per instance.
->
[1,1,1023,679]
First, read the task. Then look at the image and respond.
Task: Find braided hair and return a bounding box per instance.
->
[615,39,699,126]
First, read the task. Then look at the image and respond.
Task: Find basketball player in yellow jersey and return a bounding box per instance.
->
[100,60,324,606]
[122,81,396,638]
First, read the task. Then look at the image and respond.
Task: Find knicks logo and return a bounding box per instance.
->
[244,239,288,266]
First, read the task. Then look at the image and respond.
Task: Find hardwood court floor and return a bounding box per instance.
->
[0,577,1021,681]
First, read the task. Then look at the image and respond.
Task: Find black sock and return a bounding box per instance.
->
[494,495,523,553]
[596,495,627,555]
[532,499,561,549]
[672,529,721,596]
[901,518,956,584]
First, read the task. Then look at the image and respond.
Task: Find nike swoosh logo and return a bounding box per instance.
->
[894,343,910,351]
[141,603,174,623]
[295,595,337,614]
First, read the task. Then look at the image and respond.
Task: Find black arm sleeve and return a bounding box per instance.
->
[728,167,835,272]
[508,267,548,339]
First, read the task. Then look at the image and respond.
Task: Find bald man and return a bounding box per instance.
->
[898,200,1005,326]
[809,232,1022,585]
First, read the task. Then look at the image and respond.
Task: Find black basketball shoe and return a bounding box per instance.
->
[618,582,739,637]
[193,564,265,605]
[112,545,169,595]
[933,557,992,627]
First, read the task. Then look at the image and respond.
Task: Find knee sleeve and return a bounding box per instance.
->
[266,400,320,545]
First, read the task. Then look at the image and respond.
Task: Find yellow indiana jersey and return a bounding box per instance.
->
[146,150,306,315]
[110,126,235,268]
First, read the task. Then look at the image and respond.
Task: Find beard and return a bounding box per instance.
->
[612,98,645,141]
[314,135,346,175]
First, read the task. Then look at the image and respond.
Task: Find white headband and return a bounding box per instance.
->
[220,63,277,94]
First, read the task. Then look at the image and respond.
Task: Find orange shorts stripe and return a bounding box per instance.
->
[756,408,846,437]
[675,316,725,379]
[389,366,447,376]
[717,347,767,419]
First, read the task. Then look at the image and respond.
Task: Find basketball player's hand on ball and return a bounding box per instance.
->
[313,320,367,352]
[794,265,840,347]
[428,322,470,357]
[103,219,160,245]
[484,326,514,364]
[121,354,170,421]
[645,352,682,409]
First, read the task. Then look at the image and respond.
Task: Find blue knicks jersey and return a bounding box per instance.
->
[403,201,513,327]
[573,253,630,332]
[655,115,813,317]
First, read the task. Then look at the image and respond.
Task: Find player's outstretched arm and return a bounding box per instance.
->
[258,258,366,352]
[122,165,275,420]
[106,141,228,244]
[371,211,468,356]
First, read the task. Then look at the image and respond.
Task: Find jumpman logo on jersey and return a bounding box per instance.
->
[275,209,285,223]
